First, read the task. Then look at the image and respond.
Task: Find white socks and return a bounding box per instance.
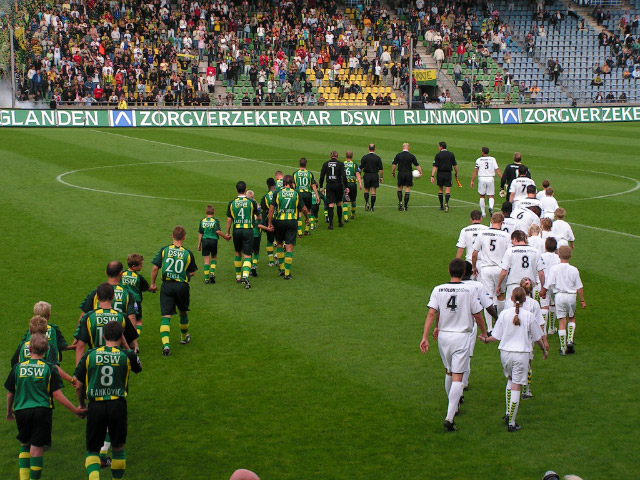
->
[497,299,505,314]
[505,380,512,415]
[462,368,470,388]
[485,311,493,332]
[445,374,452,396]
[559,329,567,352]
[508,390,521,426]
[568,322,576,344]
[542,309,549,333]
[479,198,486,216]
[488,197,495,210]
[446,381,464,422]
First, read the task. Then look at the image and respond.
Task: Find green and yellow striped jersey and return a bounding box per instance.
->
[152,244,198,283]
[11,340,58,366]
[198,216,221,240]
[293,168,315,193]
[74,346,141,402]
[80,285,136,317]
[20,324,67,362]
[344,160,360,182]
[120,270,150,304]
[226,196,259,230]
[4,359,63,411]
[274,187,301,220]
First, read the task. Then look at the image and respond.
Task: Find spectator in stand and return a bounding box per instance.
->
[529,84,540,104]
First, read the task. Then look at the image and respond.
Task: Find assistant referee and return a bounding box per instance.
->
[359,144,384,211]
[431,141,458,213]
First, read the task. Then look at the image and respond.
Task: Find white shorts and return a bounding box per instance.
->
[478,178,495,196]
[438,331,472,374]
[555,292,577,318]
[480,265,503,302]
[500,351,530,385]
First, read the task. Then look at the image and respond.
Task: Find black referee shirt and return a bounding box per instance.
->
[433,150,456,172]
[392,151,419,172]
[360,153,383,173]
[320,159,348,187]
[501,163,531,190]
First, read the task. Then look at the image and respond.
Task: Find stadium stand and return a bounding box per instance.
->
[4,0,640,107]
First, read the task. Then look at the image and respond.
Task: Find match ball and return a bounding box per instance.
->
[412,170,422,178]
[499,189,507,198]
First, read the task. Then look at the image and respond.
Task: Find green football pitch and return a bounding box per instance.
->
[1,123,639,480]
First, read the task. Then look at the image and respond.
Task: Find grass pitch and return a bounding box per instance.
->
[1,123,639,480]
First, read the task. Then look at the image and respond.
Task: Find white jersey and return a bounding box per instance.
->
[501,245,545,286]
[504,296,544,327]
[528,235,545,254]
[510,177,536,202]
[472,228,511,268]
[551,219,575,246]
[427,282,482,333]
[540,195,559,219]
[544,263,583,294]
[512,207,540,233]
[463,279,493,309]
[541,251,560,275]
[493,307,543,353]
[457,223,488,262]
[513,196,541,211]
[536,190,547,200]
[475,156,499,177]
[501,216,519,235]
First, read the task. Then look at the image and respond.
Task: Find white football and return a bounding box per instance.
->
[412,170,422,178]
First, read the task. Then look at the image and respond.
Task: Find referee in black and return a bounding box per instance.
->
[500,152,531,197]
[359,144,384,211]
[430,141,458,213]
[320,150,349,230]
[392,142,422,211]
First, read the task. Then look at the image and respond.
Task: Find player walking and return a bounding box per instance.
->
[293,158,319,236]
[319,151,349,230]
[151,226,198,355]
[120,254,152,337]
[509,166,536,204]
[472,213,511,326]
[392,142,422,211]
[342,151,363,222]
[500,152,530,197]
[260,178,277,265]
[268,175,309,279]
[74,321,142,480]
[226,181,260,289]
[540,237,560,335]
[470,147,502,217]
[420,258,486,431]
[456,210,488,272]
[540,246,586,355]
[360,144,384,211]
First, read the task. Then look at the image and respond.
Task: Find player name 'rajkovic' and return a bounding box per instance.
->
[90,388,124,397]
[95,353,122,364]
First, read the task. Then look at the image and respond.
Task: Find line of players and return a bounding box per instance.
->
[420,149,586,432]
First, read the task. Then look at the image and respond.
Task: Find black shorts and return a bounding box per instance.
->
[86,398,127,451]
[437,171,452,187]
[363,172,379,189]
[345,182,358,202]
[252,235,261,255]
[201,238,218,257]
[160,281,190,316]
[397,171,413,187]
[311,204,320,217]
[299,192,312,212]
[273,219,297,246]
[232,229,253,256]
[265,229,275,244]
[325,183,344,204]
[15,407,52,447]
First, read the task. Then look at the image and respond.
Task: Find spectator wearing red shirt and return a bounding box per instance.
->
[456,43,466,63]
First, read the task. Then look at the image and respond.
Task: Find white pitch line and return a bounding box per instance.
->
[55,130,639,239]
[90,129,476,205]
[544,166,640,202]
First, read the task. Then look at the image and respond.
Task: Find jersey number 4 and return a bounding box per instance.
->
[447,295,457,311]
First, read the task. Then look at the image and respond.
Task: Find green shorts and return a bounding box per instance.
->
[273,219,297,246]
[201,238,218,257]
[233,229,254,256]
[160,281,190,316]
